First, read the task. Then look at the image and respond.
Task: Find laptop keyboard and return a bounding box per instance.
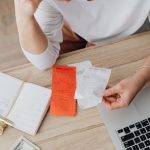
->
[117,118,150,150]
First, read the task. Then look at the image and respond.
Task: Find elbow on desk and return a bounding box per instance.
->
[32,59,56,71]
[21,47,59,71]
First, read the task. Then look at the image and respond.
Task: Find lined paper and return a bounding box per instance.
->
[8,83,51,135]
[0,72,23,116]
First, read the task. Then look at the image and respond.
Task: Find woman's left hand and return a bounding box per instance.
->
[102,74,146,110]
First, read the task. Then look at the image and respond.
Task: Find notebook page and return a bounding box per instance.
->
[0,72,23,117]
[7,83,51,135]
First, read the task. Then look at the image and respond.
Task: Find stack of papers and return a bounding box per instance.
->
[70,61,111,109]
[50,60,111,117]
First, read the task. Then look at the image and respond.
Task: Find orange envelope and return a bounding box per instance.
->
[49,65,76,116]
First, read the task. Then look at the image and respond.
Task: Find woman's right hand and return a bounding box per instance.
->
[14,0,41,19]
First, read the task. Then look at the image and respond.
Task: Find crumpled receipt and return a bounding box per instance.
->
[69,61,111,109]
[76,67,111,109]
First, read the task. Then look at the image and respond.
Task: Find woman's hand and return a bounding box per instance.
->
[14,0,41,19]
[102,73,146,110]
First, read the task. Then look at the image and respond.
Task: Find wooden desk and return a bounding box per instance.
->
[0,32,150,150]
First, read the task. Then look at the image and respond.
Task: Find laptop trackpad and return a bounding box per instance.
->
[133,86,150,117]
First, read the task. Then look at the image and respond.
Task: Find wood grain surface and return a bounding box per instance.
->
[0,31,150,150]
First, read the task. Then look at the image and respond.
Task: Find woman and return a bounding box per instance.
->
[14,0,150,109]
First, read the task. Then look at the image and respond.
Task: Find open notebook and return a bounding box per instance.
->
[0,72,51,135]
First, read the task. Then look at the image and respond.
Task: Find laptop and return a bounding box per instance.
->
[98,86,150,150]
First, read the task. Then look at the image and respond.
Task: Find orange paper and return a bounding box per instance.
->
[49,65,76,116]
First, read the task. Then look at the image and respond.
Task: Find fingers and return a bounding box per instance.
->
[103,86,118,97]
[103,96,116,102]
[103,98,122,110]
[103,96,130,110]
[109,100,123,110]
[102,95,119,109]
[102,99,111,109]
[102,78,136,110]
[102,85,119,109]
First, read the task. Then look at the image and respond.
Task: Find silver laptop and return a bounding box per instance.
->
[98,86,150,150]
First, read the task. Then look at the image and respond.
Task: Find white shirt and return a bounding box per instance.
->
[22,0,150,70]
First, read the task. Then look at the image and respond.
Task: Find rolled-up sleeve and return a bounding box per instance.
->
[22,0,63,70]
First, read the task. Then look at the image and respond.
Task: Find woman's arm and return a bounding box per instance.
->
[102,55,150,110]
[136,55,150,82]
[14,0,47,53]
[14,0,63,70]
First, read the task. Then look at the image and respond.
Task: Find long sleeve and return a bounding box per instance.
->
[22,0,63,70]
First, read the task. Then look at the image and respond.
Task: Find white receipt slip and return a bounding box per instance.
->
[76,67,111,109]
